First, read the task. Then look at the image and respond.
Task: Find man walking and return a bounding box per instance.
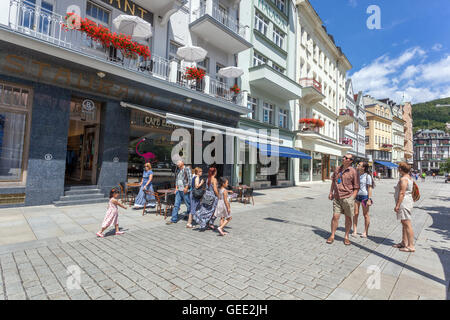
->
[327,153,360,246]
[167,160,192,225]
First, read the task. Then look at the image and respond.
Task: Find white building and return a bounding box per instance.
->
[294,0,352,183]
[343,79,358,157]
[354,92,367,160]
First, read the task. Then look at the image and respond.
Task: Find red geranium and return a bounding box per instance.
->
[230,84,240,94]
[63,13,151,60]
[299,118,325,128]
[185,67,205,81]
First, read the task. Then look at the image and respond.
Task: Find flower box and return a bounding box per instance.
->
[185,67,205,81]
[63,13,151,60]
[230,84,240,94]
[299,118,325,128]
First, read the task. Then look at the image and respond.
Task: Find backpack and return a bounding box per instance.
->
[412,181,420,202]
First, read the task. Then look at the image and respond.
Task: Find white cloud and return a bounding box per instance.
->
[350,47,450,104]
[432,43,443,51]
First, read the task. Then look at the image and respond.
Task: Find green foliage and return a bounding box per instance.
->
[440,158,450,174]
[412,97,450,133]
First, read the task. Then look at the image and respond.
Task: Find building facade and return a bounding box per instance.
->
[354,92,367,160]
[0,0,254,207]
[294,0,352,184]
[414,129,450,173]
[364,96,397,178]
[234,0,306,189]
[343,79,358,157]
[402,102,414,165]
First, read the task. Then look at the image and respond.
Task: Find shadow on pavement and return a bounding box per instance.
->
[419,205,450,299]
[265,216,449,296]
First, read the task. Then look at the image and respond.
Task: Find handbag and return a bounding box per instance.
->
[201,188,215,207]
[193,187,205,199]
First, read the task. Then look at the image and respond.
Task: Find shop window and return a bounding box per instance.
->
[299,151,311,182]
[312,152,322,181]
[0,83,32,182]
[277,157,288,180]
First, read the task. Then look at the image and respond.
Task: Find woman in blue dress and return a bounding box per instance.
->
[193,167,218,230]
[187,167,205,228]
[133,162,156,209]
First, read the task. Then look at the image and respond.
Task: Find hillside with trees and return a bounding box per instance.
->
[412,97,450,133]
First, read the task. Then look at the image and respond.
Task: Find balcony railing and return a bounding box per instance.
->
[340,138,353,146]
[4,0,243,106]
[194,4,246,38]
[339,109,354,117]
[299,78,322,92]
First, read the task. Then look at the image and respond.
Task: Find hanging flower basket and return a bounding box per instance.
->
[62,13,151,60]
[230,84,240,94]
[185,67,205,81]
[299,118,325,128]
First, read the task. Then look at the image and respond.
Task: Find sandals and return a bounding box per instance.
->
[186,224,193,229]
[399,247,415,252]
[392,242,405,248]
[115,231,124,235]
[217,227,226,236]
[96,232,104,238]
[360,234,368,238]
[326,237,334,244]
[344,239,351,246]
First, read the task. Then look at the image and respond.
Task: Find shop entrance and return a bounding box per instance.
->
[65,98,101,186]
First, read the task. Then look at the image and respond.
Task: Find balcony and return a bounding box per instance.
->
[134,0,186,24]
[340,138,353,147]
[1,0,246,109]
[190,4,251,54]
[338,109,354,126]
[249,65,302,100]
[381,144,393,150]
[298,78,325,105]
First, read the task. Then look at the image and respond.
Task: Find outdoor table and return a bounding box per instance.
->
[157,188,176,202]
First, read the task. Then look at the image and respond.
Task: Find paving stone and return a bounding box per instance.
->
[149,287,172,300]
[184,285,209,300]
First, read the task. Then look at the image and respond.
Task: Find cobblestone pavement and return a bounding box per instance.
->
[0,179,448,300]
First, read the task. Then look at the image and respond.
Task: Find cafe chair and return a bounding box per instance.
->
[142,190,162,216]
[118,182,134,204]
[243,187,254,206]
[162,192,176,220]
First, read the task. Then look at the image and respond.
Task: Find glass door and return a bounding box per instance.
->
[80,125,99,185]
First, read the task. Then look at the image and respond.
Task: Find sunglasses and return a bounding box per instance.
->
[343,156,353,161]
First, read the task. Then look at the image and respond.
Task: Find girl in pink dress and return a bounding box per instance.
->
[96,189,127,238]
[215,178,232,236]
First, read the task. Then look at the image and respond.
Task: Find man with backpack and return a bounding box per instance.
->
[167,160,192,225]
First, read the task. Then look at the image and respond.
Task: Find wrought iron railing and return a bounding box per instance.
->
[194,4,246,38]
[299,78,322,92]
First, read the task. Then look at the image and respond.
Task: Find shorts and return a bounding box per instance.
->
[355,195,369,203]
[333,197,355,218]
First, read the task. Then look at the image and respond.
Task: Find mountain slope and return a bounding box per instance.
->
[412,97,450,132]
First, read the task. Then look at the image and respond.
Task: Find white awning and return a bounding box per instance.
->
[120,102,282,144]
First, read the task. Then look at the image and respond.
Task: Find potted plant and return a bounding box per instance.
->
[230,84,240,95]
[299,118,325,131]
[185,67,206,81]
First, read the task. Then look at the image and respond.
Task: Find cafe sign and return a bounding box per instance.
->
[100,0,153,24]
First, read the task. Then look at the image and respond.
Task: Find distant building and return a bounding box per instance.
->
[402,102,414,165]
[414,129,450,173]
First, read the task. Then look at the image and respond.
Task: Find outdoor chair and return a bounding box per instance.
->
[162,192,176,220]
[243,187,254,205]
[142,190,162,216]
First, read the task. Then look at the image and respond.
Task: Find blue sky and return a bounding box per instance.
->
[308,0,450,104]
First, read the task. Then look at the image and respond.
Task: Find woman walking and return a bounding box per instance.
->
[187,167,204,228]
[193,167,219,231]
[133,162,156,209]
[215,177,232,236]
[393,162,415,253]
[352,162,374,238]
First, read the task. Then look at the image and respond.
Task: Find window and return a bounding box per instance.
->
[279,109,288,128]
[273,27,285,49]
[0,83,32,182]
[263,103,273,124]
[273,0,286,13]
[20,0,54,35]
[271,62,285,74]
[253,51,268,67]
[87,1,110,25]
[169,41,182,62]
[255,11,268,36]
[197,57,210,74]
[247,96,257,120]
[366,136,369,144]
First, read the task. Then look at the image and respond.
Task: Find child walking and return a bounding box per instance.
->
[214,177,232,236]
[96,188,127,238]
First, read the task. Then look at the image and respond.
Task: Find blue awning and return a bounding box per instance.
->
[375,161,399,168]
[245,141,312,159]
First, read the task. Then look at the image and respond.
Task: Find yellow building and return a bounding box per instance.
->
[363,96,396,178]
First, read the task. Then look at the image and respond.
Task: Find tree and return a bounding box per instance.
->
[440,158,450,174]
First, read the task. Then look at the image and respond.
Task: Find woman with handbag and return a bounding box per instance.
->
[187,167,204,228]
[193,167,219,230]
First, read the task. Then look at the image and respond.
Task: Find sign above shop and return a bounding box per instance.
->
[100,0,153,24]
[82,99,96,112]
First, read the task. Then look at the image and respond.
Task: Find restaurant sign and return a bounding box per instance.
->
[100,0,153,24]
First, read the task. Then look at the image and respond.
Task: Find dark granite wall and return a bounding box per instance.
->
[25,83,71,206]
